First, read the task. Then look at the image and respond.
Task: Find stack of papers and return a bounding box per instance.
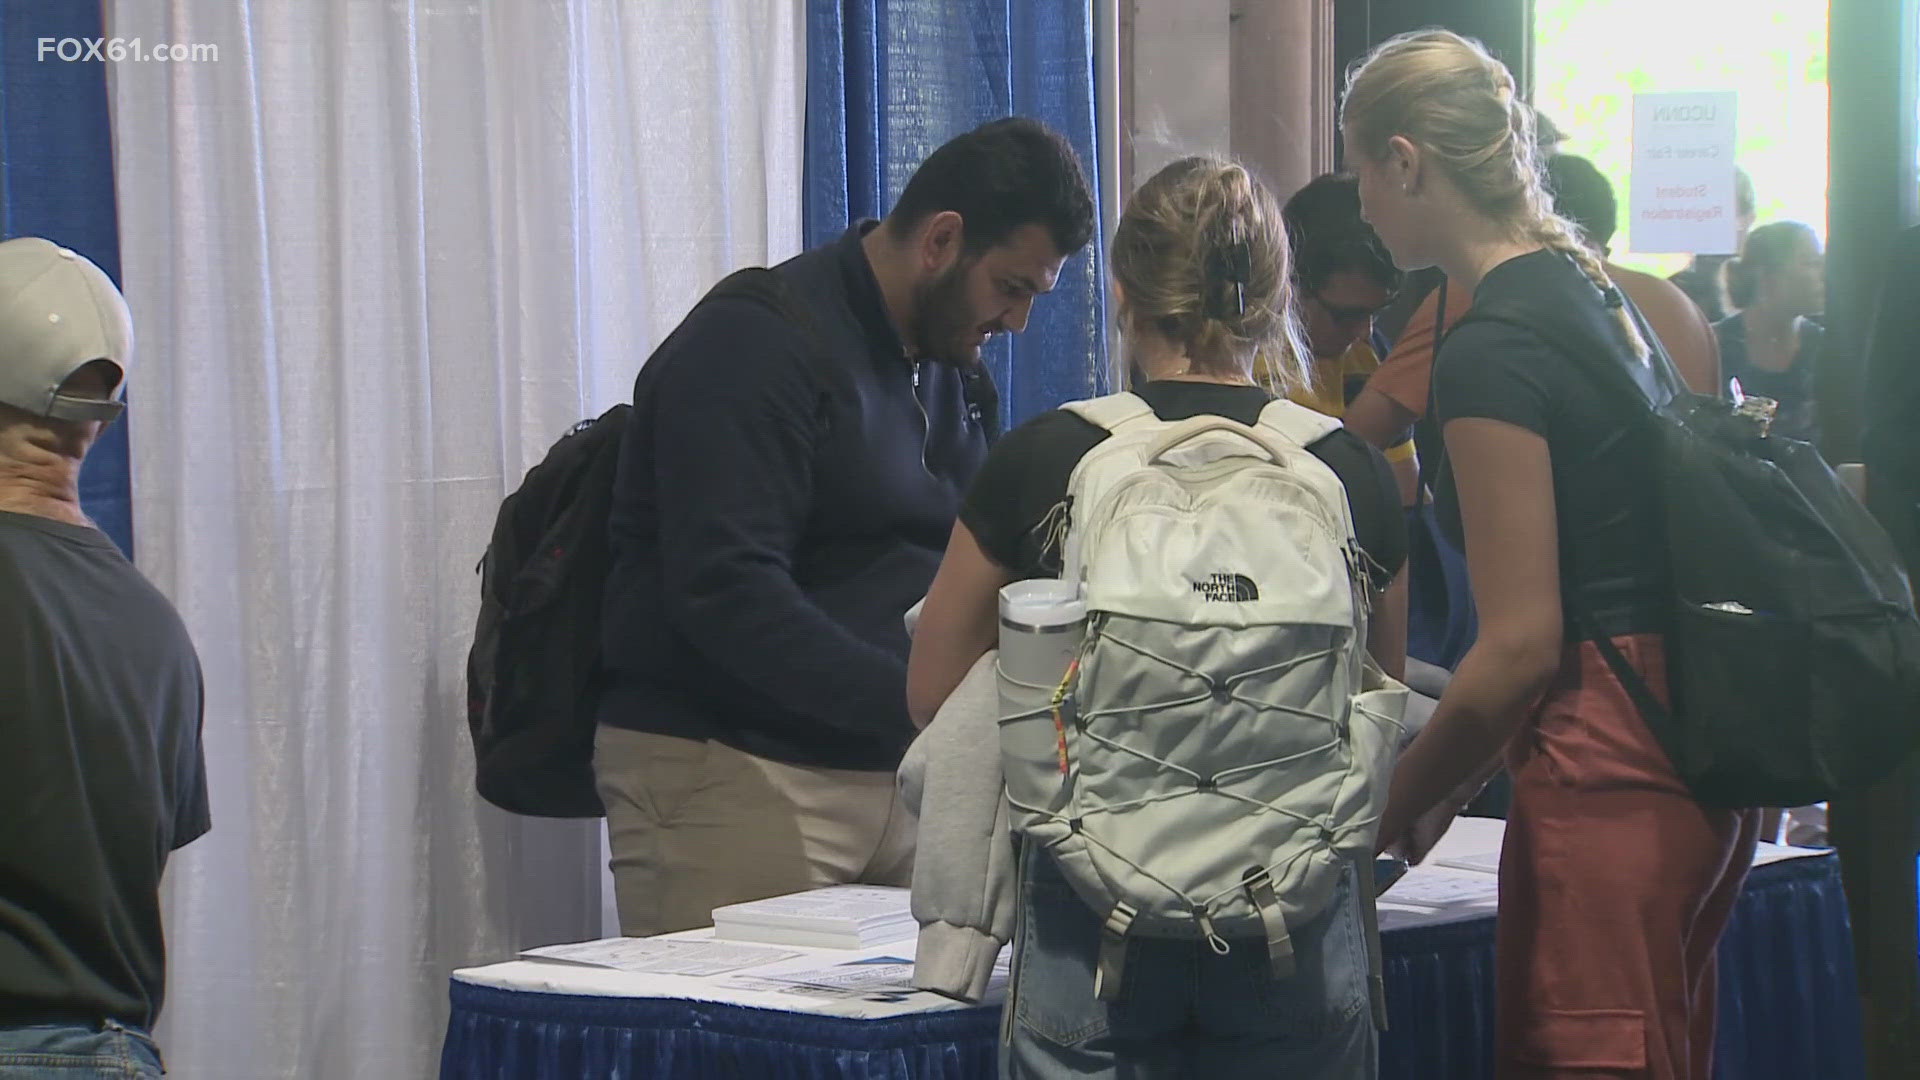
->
[724,950,1011,1004]
[712,886,918,949]
[1434,850,1501,875]
[520,937,801,976]
[1379,865,1501,910]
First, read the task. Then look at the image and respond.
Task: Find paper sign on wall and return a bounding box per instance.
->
[1628,92,1739,255]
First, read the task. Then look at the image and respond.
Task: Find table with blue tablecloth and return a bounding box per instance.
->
[441,821,1864,1080]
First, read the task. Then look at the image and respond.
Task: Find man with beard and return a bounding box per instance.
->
[595,118,1095,936]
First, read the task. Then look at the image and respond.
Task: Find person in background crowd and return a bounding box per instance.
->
[0,237,209,1079]
[1669,167,1757,323]
[907,154,1405,1080]
[1713,221,1826,443]
[1341,262,1481,688]
[1273,172,1414,677]
[1544,154,1723,395]
[1344,30,1761,1080]
[1274,173,1416,494]
[595,118,1095,937]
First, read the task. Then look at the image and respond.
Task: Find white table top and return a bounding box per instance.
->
[451,818,1828,1019]
[455,927,978,1020]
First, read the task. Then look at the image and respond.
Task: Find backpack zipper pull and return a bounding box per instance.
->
[1196,910,1231,955]
[1050,657,1080,775]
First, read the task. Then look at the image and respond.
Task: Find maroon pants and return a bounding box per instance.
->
[1495,636,1762,1079]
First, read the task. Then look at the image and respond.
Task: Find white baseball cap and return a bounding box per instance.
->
[0,237,131,423]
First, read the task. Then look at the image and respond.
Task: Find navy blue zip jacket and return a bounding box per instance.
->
[598,223,992,770]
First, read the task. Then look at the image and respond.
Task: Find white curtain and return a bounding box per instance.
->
[105,3,802,1077]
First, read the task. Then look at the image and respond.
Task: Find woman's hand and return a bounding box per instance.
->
[1381,799,1461,865]
[1399,799,1460,864]
[1380,755,1502,863]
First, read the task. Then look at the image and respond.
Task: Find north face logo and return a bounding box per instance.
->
[1192,572,1259,602]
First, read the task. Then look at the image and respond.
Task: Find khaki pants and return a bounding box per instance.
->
[593,725,916,937]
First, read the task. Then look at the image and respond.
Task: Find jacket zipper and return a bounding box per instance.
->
[910,361,935,480]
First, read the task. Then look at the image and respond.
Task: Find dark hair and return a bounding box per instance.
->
[885,117,1096,259]
[1544,154,1618,250]
[1281,173,1400,296]
[1725,221,1817,308]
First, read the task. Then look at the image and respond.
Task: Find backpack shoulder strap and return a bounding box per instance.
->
[1256,398,1359,547]
[1057,393,1159,588]
[1062,391,1157,435]
[1455,293,1684,415]
[1255,398,1342,448]
[1414,277,1451,498]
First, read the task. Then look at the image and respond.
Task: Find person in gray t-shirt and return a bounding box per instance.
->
[0,238,207,1079]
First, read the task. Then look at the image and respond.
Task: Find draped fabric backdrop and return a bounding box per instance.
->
[805,0,1110,427]
[104,2,803,1077]
[0,0,132,555]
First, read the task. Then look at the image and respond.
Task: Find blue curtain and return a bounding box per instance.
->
[805,0,1108,429]
[0,0,132,556]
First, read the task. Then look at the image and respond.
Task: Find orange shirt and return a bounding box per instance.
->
[1366,281,1475,420]
[1607,262,1723,397]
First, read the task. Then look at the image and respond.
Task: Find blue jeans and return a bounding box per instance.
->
[0,1021,163,1078]
[1003,843,1377,1079]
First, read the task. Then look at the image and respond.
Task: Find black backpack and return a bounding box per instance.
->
[1458,294,1920,808]
[465,268,821,817]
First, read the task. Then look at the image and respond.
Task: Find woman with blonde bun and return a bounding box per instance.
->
[908,155,1407,1079]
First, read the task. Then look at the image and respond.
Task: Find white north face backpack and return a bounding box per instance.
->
[998,391,1409,1004]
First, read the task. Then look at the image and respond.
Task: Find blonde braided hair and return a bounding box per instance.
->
[1341,29,1648,360]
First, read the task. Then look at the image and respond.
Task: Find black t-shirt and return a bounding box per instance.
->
[960,381,1406,592]
[1432,250,1667,637]
[1713,312,1823,444]
[0,512,210,1028]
